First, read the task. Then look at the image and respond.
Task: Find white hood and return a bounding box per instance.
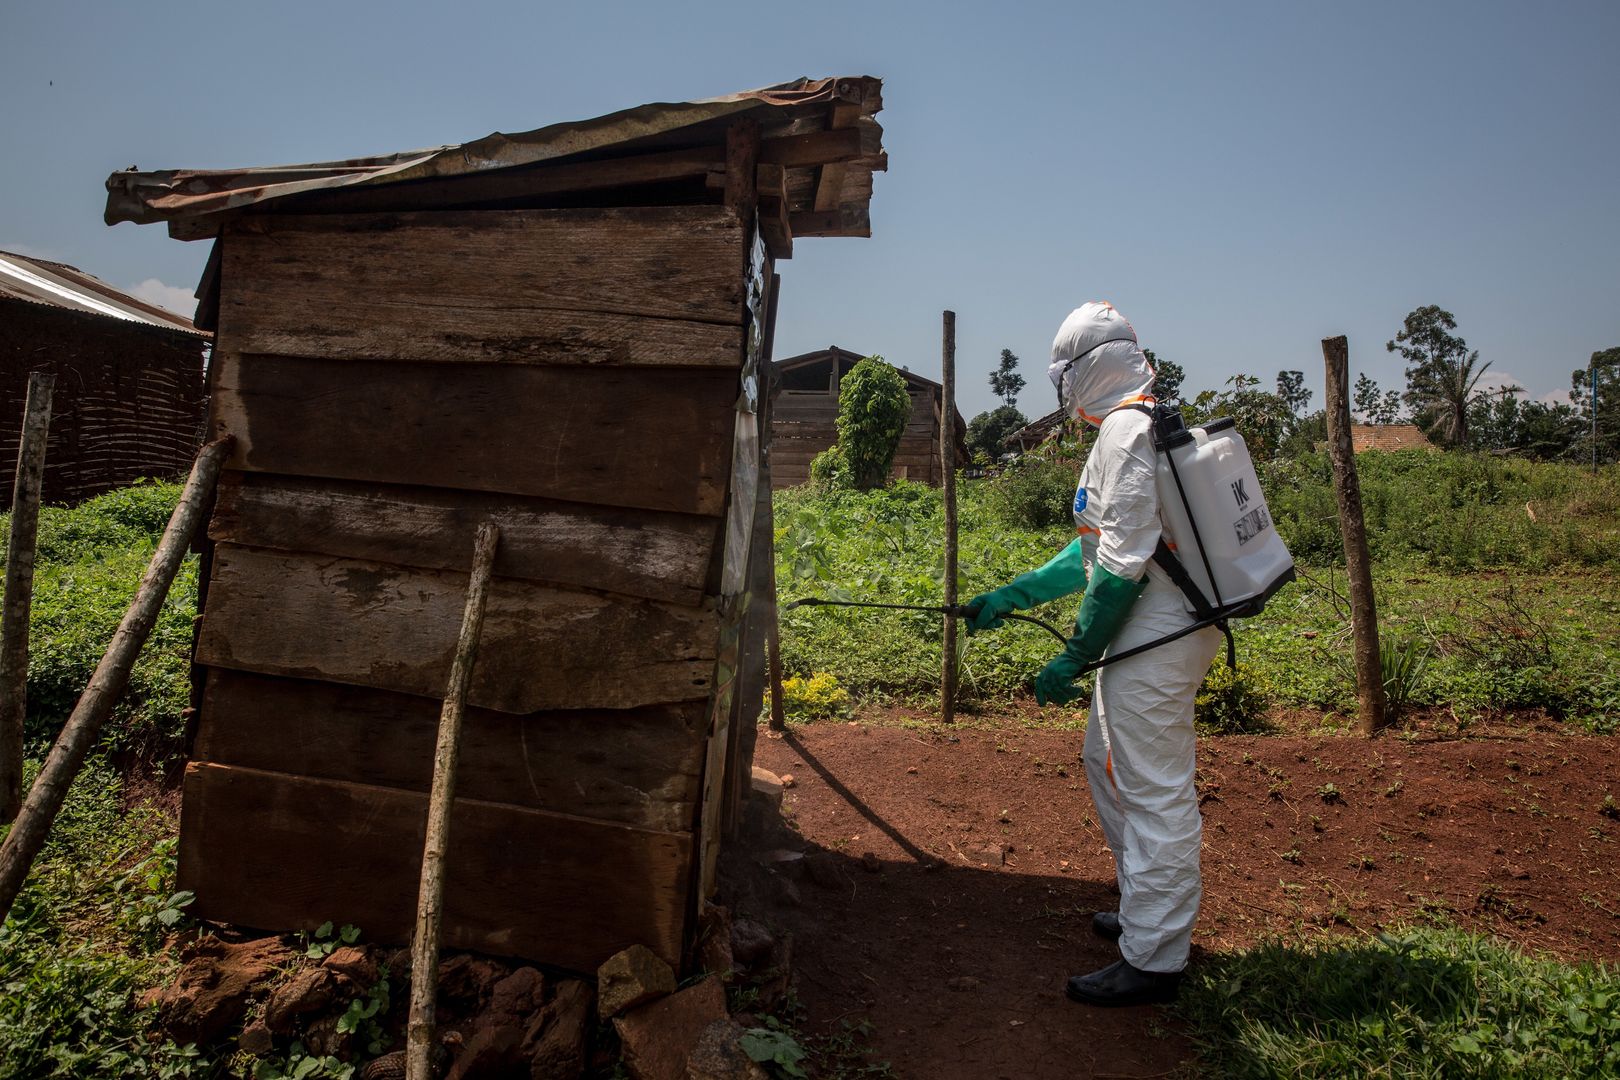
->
[1047,301,1157,426]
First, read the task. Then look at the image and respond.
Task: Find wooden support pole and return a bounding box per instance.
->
[0,436,232,922]
[1322,336,1387,735]
[941,311,959,724]
[406,521,500,1080]
[1,372,54,823]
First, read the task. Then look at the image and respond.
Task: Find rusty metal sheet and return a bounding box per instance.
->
[106,77,882,229]
[0,249,204,335]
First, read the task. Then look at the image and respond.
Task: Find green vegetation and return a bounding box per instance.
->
[0,759,201,1078]
[1,484,204,1077]
[1178,926,1620,1079]
[6,481,196,759]
[775,453,1620,730]
[815,356,911,491]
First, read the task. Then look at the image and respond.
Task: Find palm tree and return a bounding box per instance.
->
[1387,306,1492,446]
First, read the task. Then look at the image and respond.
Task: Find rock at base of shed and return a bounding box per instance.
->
[597,944,677,1019]
[615,977,728,1080]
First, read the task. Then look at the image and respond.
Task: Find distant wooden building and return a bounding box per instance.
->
[0,250,207,507]
[772,346,966,487]
[1352,424,1435,452]
[107,78,886,973]
[1001,408,1072,455]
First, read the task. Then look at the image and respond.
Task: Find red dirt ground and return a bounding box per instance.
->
[750,711,1620,1079]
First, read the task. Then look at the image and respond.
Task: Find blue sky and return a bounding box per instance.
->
[3,1,1615,421]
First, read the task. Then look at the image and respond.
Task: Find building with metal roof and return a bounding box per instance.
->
[1,249,207,506]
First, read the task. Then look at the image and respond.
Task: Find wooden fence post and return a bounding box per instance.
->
[1322,336,1387,734]
[941,311,959,724]
[0,436,233,922]
[406,521,500,1080]
[1,372,54,823]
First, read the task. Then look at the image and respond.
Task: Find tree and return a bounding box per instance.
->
[965,405,1028,463]
[989,349,1025,408]
[1276,370,1312,416]
[831,356,911,490]
[1184,373,1291,459]
[1571,347,1620,465]
[1144,349,1185,404]
[1353,373,1403,425]
[1386,305,1491,446]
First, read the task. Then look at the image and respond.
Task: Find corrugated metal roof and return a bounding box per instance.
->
[0,250,204,335]
[105,76,884,239]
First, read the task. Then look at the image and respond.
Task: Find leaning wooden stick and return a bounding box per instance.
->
[0,435,233,922]
[1,372,55,823]
[406,521,500,1080]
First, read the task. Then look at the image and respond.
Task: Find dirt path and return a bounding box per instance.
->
[752,716,1620,1079]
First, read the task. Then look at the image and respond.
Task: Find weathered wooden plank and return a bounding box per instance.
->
[216,207,745,366]
[178,762,691,971]
[210,472,718,607]
[196,670,704,831]
[195,545,717,713]
[210,353,735,516]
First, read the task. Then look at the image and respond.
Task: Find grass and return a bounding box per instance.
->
[1178,926,1620,1078]
[0,759,202,1078]
[4,480,197,759]
[0,481,206,1077]
[774,453,1620,732]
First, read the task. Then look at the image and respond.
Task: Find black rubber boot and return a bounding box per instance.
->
[1065,958,1182,1007]
[1091,910,1122,940]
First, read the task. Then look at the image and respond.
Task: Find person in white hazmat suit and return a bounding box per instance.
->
[963,301,1222,1007]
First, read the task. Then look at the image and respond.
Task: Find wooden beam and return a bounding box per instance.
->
[789,206,871,238]
[209,352,737,516]
[178,762,692,971]
[196,671,705,831]
[756,127,867,169]
[812,164,847,214]
[758,197,793,261]
[194,544,719,714]
[407,522,499,1080]
[1322,336,1387,734]
[209,473,720,607]
[0,373,54,823]
[217,207,746,365]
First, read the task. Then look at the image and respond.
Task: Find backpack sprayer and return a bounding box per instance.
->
[784,406,1296,680]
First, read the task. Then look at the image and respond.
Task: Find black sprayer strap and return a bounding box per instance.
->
[1150,538,1238,670]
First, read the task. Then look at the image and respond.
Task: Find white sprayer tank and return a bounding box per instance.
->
[1155,418,1295,616]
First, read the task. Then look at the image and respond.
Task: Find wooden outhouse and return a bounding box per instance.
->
[0,250,207,506]
[771,346,966,488]
[105,77,886,972]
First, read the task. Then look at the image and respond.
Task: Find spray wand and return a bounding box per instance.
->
[783,596,1238,677]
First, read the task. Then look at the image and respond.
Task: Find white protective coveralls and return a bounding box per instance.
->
[1050,301,1222,974]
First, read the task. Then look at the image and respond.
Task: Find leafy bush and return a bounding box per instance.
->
[833,357,911,490]
[807,445,847,488]
[781,672,850,722]
[0,758,202,1078]
[1195,662,1274,735]
[983,455,1079,529]
[2,482,195,760]
[1178,927,1620,1079]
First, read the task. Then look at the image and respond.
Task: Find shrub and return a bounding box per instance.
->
[808,445,848,489]
[781,672,850,722]
[984,456,1079,529]
[1195,661,1273,734]
[833,357,911,490]
[6,483,196,760]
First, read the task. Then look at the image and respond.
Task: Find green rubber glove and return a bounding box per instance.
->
[964,539,1088,634]
[1034,565,1147,706]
